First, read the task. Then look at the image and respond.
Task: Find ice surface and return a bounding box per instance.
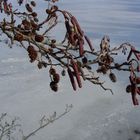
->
[0,0,140,140]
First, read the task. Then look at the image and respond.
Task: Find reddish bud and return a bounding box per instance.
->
[71,59,82,88]
[67,67,77,91]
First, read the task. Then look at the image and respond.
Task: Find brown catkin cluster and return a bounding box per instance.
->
[14,33,24,42]
[35,34,44,42]
[67,59,82,91]
[27,45,37,62]
[49,68,60,92]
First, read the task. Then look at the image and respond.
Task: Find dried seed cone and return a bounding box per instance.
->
[109,72,117,82]
[27,45,37,62]
[35,34,44,42]
[53,73,60,83]
[50,81,58,92]
[14,33,24,42]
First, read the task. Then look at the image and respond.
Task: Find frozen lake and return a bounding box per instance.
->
[59,0,140,46]
[58,0,140,46]
[0,0,140,140]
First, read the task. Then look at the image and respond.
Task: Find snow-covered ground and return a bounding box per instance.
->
[0,0,140,140]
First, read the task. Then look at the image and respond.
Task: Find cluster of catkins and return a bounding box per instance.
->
[67,59,82,91]
[27,45,37,63]
[49,67,60,92]
[63,11,94,57]
[126,47,140,105]
[14,1,44,42]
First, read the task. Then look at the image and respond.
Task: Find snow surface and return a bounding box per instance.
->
[0,0,140,140]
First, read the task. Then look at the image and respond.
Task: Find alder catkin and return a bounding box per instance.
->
[67,67,77,91]
[27,45,37,62]
[71,59,82,88]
